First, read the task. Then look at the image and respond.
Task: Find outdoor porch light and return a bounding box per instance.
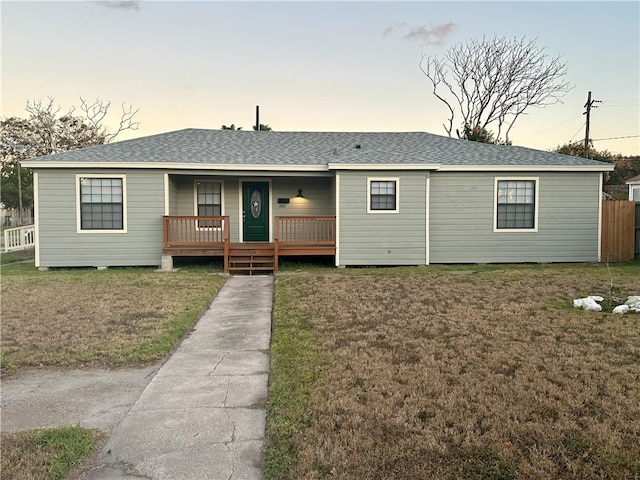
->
[296,188,304,198]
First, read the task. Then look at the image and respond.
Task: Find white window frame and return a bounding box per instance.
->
[493,176,539,233]
[76,174,127,234]
[193,179,225,230]
[367,177,399,214]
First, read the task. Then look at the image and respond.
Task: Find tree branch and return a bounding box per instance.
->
[420,35,574,143]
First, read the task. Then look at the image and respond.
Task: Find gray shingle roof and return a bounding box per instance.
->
[21,128,613,170]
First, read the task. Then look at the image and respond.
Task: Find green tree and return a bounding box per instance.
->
[458,124,513,145]
[221,124,242,130]
[460,124,495,143]
[554,141,640,186]
[1,97,139,212]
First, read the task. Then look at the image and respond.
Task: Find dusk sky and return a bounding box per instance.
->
[2,1,639,155]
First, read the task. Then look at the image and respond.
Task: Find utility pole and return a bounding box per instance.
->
[583,91,601,158]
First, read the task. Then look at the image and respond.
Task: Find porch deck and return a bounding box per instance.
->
[162,215,336,273]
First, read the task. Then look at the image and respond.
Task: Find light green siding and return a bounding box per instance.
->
[170,176,195,216]
[36,169,165,267]
[35,167,602,268]
[429,171,602,263]
[271,177,334,216]
[167,174,178,215]
[338,171,427,266]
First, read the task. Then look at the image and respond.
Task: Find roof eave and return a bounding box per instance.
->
[436,164,615,172]
[19,161,330,172]
[328,163,441,170]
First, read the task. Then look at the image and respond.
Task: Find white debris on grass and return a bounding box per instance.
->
[573,296,603,311]
[573,295,640,314]
[623,295,640,313]
[625,296,640,307]
[613,305,629,314]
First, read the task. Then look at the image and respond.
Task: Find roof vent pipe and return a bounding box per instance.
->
[256,105,260,131]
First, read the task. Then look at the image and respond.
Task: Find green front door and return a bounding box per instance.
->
[243,182,269,241]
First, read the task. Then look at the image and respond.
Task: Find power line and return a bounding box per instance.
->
[568,122,586,143]
[599,98,639,103]
[592,135,640,141]
[519,114,583,141]
[599,104,639,109]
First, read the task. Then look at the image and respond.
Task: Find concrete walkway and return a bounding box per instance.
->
[86,275,273,480]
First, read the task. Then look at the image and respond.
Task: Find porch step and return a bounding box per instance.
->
[228,244,275,274]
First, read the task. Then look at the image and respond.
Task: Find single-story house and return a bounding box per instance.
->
[21,129,614,272]
[627,174,640,201]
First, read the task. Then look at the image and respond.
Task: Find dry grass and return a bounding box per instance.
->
[1,426,101,480]
[268,264,640,479]
[0,264,225,371]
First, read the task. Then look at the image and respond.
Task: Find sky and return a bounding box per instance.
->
[2,0,639,155]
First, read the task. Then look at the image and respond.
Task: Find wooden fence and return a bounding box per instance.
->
[601,200,635,262]
[636,203,640,259]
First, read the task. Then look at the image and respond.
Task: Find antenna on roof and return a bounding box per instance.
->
[255,105,260,131]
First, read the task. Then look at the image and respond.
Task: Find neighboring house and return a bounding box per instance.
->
[627,174,640,201]
[21,129,614,272]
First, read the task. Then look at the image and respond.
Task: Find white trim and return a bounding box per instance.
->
[493,176,539,233]
[22,161,330,171]
[598,173,603,262]
[629,184,640,202]
[22,160,614,173]
[193,178,225,231]
[367,177,400,214]
[193,178,225,215]
[75,174,128,234]
[33,172,40,267]
[163,173,169,215]
[335,174,340,267]
[425,173,430,266]
[329,163,440,171]
[239,179,272,242]
[438,164,614,172]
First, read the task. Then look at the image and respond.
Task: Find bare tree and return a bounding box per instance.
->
[420,36,573,143]
[22,96,140,154]
[79,96,140,143]
[2,96,140,214]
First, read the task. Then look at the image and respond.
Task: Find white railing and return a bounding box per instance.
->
[3,225,35,252]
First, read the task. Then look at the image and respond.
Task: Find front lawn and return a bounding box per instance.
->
[1,262,226,479]
[266,263,640,479]
[0,263,225,372]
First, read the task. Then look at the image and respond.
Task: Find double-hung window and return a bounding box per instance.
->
[77,175,126,232]
[494,178,538,231]
[368,178,399,213]
[195,180,223,228]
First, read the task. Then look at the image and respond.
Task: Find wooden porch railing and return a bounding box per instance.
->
[275,216,336,244]
[162,215,230,271]
[162,215,336,273]
[274,216,336,272]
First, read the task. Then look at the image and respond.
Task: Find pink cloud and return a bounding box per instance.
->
[403,22,457,45]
